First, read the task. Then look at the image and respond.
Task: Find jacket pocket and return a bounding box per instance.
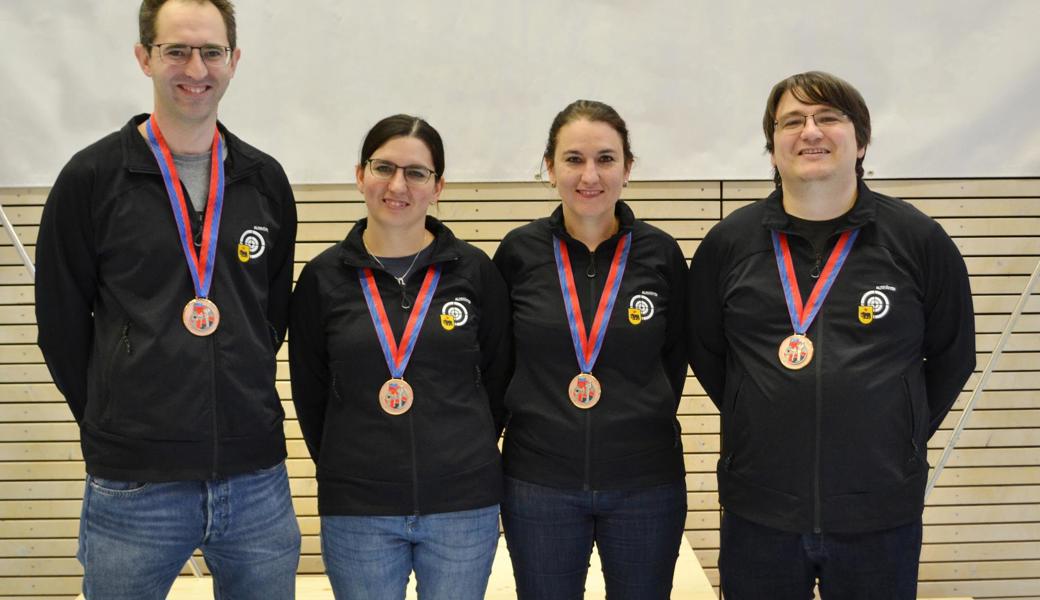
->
[903,375,922,465]
[100,320,133,424]
[720,375,747,470]
[331,373,344,403]
[474,364,496,434]
[722,374,745,417]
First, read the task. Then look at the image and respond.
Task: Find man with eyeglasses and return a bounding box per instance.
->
[688,71,975,598]
[35,1,299,597]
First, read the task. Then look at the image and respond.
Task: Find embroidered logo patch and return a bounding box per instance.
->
[628,293,655,325]
[238,229,266,261]
[859,288,893,321]
[441,298,471,330]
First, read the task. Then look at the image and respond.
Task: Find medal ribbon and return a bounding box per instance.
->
[553,233,632,373]
[771,228,859,334]
[359,264,442,378]
[144,116,225,299]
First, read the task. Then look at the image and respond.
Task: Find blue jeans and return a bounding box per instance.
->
[320,504,500,600]
[719,510,923,599]
[78,462,301,600]
[501,476,687,600]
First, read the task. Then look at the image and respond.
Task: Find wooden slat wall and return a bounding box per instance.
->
[1,178,1037,599]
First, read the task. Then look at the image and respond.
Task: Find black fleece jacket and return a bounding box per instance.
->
[35,114,296,481]
[688,181,975,534]
[289,217,511,515]
[493,202,688,491]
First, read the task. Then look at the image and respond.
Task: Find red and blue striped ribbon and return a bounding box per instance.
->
[359,265,441,378]
[553,233,632,373]
[144,116,225,299]
[771,228,859,334]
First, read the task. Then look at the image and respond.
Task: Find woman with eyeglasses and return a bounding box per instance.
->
[492,100,689,600]
[289,114,511,600]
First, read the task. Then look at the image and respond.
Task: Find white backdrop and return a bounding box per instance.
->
[2,1,1038,185]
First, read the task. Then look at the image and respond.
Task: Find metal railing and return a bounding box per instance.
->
[1,200,205,577]
[0,202,34,281]
[925,256,1040,498]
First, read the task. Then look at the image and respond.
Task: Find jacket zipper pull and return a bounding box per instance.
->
[400,281,412,310]
[586,250,596,278]
[810,253,822,279]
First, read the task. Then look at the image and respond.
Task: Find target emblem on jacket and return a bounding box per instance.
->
[441,301,469,329]
[859,290,890,319]
[628,294,654,325]
[238,230,266,260]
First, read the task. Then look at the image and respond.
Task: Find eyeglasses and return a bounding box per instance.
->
[149,43,233,66]
[365,159,437,185]
[774,110,850,133]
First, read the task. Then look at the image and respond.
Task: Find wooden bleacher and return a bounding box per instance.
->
[5,178,1039,599]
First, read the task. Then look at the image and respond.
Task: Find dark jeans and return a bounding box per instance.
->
[719,510,922,600]
[501,476,687,600]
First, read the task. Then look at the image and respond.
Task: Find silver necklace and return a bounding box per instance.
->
[364,241,424,309]
[367,250,422,287]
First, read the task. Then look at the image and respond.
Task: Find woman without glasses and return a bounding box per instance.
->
[289,114,511,600]
[493,100,689,599]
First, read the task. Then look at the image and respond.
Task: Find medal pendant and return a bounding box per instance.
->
[779,334,813,370]
[379,378,413,415]
[182,298,220,337]
[568,373,601,409]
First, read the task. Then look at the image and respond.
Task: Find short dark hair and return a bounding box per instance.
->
[139,0,237,49]
[763,71,871,186]
[544,100,634,168]
[359,115,445,180]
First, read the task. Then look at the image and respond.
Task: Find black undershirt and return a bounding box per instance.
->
[786,213,848,279]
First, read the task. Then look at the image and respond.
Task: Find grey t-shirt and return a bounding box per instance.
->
[172,151,212,213]
[172,142,229,212]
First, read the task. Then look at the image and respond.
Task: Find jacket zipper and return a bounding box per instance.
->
[813,311,824,533]
[210,337,219,479]
[400,275,421,513]
[790,230,829,533]
[409,411,421,514]
[583,249,596,490]
[802,233,828,534]
[365,253,456,512]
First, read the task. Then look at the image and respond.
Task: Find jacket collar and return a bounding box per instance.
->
[761,179,878,233]
[338,215,461,270]
[548,200,636,248]
[121,113,263,182]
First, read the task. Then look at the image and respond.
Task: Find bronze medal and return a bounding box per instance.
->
[379,378,414,415]
[182,298,220,337]
[568,372,601,409]
[778,334,813,370]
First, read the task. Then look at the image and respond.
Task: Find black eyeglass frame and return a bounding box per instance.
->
[147,43,234,66]
[364,159,438,185]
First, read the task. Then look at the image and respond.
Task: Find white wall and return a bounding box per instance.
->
[1,0,1038,185]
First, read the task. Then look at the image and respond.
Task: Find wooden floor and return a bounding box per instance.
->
[76,534,716,600]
